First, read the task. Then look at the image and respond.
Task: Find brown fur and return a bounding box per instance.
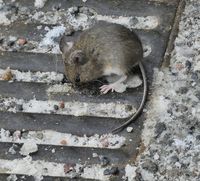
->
[60,21,147,133]
[59,21,143,84]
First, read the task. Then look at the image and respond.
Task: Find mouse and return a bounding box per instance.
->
[59,21,147,133]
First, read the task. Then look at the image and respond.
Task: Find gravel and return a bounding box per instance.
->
[141,160,158,173]
[0,0,199,180]
[154,122,166,138]
[134,1,200,180]
[99,156,110,167]
[103,167,119,175]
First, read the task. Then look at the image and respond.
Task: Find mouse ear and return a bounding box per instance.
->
[59,36,74,53]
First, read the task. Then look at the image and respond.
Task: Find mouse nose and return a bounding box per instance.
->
[75,75,80,83]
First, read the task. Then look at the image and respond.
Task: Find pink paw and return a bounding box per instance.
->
[100,84,115,94]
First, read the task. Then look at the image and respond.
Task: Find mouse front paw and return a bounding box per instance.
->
[99,84,115,94]
[100,82,127,94]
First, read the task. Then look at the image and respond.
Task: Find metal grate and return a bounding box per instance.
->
[0,0,181,180]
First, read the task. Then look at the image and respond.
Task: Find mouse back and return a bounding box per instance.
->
[60,21,143,83]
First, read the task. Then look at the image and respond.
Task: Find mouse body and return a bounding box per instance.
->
[60,21,147,133]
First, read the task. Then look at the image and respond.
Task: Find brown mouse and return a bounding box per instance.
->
[59,21,147,133]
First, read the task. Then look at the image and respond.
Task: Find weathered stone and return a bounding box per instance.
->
[185,60,192,70]
[16,104,23,111]
[103,167,119,175]
[53,105,59,110]
[170,155,179,164]
[191,72,198,81]
[142,160,158,173]
[99,156,110,167]
[155,122,166,137]
[178,87,189,94]
[196,135,200,140]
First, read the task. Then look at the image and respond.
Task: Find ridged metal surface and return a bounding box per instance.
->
[0,0,180,180]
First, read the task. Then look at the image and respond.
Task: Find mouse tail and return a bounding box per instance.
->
[112,61,147,134]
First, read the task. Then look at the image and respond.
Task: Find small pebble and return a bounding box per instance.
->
[143,108,147,113]
[52,148,55,153]
[125,105,133,111]
[54,105,59,110]
[127,127,133,133]
[130,17,139,26]
[70,172,79,179]
[187,41,193,47]
[196,135,200,140]
[59,101,65,109]
[176,63,184,70]
[64,163,75,174]
[101,140,109,148]
[44,26,50,31]
[36,132,43,139]
[99,156,110,167]
[175,162,181,168]
[60,140,67,145]
[37,25,42,30]
[103,167,119,175]
[52,3,61,11]
[177,104,188,112]
[191,82,196,86]
[18,6,30,15]
[7,41,15,47]
[16,104,23,111]
[21,131,29,139]
[191,72,198,81]
[195,92,200,100]
[17,38,27,46]
[170,155,179,164]
[12,48,19,52]
[1,67,13,81]
[13,130,21,140]
[8,144,17,155]
[178,87,188,94]
[188,126,195,134]
[92,153,98,158]
[79,166,84,173]
[7,4,18,14]
[61,75,68,84]
[0,37,4,44]
[7,175,18,181]
[20,142,38,156]
[23,43,35,51]
[142,160,158,173]
[153,153,159,160]
[155,122,166,137]
[185,60,192,70]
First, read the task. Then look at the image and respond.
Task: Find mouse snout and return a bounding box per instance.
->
[75,74,80,83]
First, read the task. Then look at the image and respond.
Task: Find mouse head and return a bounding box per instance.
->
[60,36,101,84]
